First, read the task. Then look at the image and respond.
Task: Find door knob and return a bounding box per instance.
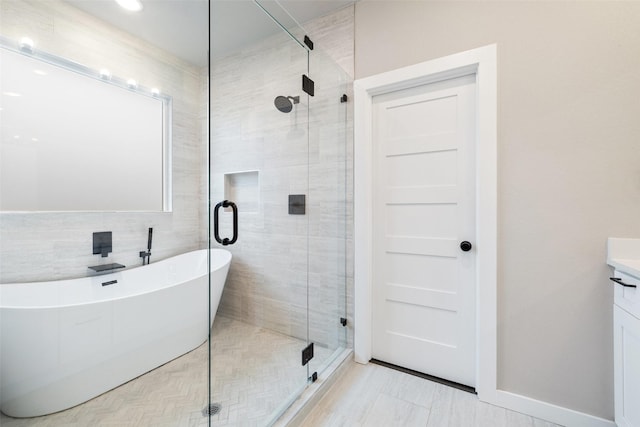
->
[460,241,472,252]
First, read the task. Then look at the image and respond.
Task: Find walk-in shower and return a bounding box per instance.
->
[0,0,351,425]
[209,0,351,423]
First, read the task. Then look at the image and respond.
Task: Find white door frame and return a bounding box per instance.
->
[354,44,497,400]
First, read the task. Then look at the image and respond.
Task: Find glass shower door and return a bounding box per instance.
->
[307,47,352,379]
[208,1,311,424]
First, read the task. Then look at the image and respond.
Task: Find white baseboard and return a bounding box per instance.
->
[489,390,615,427]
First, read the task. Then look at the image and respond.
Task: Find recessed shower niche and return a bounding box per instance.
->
[224,170,259,213]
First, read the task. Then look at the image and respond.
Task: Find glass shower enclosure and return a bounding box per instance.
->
[208,0,350,424]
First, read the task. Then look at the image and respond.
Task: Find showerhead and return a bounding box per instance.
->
[274,95,300,113]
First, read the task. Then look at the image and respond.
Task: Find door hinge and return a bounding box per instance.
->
[302,74,315,96]
[302,342,314,366]
[340,94,348,103]
[309,371,318,382]
[304,35,314,50]
[340,317,347,327]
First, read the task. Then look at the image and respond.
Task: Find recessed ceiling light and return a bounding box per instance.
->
[115,0,143,12]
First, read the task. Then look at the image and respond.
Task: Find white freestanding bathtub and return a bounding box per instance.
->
[0,248,231,418]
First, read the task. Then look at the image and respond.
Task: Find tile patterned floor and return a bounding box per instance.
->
[2,320,565,427]
[301,362,563,427]
[1,316,329,427]
[206,317,331,427]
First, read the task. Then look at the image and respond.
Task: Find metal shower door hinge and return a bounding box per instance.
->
[302,342,314,366]
[302,75,315,96]
[304,35,314,50]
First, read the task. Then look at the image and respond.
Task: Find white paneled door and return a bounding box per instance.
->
[372,74,477,387]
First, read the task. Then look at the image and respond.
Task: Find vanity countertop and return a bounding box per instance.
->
[607,237,640,278]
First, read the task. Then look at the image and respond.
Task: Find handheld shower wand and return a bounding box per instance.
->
[147,227,153,264]
[147,228,153,251]
[140,227,153,265]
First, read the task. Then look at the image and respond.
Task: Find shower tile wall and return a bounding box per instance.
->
[210,27,311,342]
[212,6,354,351]
[0,0,208,283]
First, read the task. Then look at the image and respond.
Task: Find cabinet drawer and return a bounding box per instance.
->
[614,305,640,427]
[613,271,640,319]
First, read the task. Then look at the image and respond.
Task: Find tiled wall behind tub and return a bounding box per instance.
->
[211,6,355,350]
[0,0,208,284]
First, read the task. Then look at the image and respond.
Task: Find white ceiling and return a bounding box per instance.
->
[65,0,355,67]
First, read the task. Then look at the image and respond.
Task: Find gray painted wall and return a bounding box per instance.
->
[355,0,640,420]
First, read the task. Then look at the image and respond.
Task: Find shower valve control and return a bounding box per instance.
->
[288,194,306,215]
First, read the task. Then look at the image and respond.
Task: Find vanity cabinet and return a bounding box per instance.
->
[612,271,640,427]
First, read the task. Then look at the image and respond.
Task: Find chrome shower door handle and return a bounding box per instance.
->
[213,200,238,246]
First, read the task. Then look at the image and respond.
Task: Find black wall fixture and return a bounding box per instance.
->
[93,231,112,257]
[288,194,306,215]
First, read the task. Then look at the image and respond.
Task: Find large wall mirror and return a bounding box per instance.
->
[0,37,172,212]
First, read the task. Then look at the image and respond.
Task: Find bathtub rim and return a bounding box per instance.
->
[0,248,232,309]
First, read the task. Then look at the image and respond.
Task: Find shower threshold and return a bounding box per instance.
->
[271,347,353,427]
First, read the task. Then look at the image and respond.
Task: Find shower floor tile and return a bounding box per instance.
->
[0,316,329,427]
[207,316,331,427]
